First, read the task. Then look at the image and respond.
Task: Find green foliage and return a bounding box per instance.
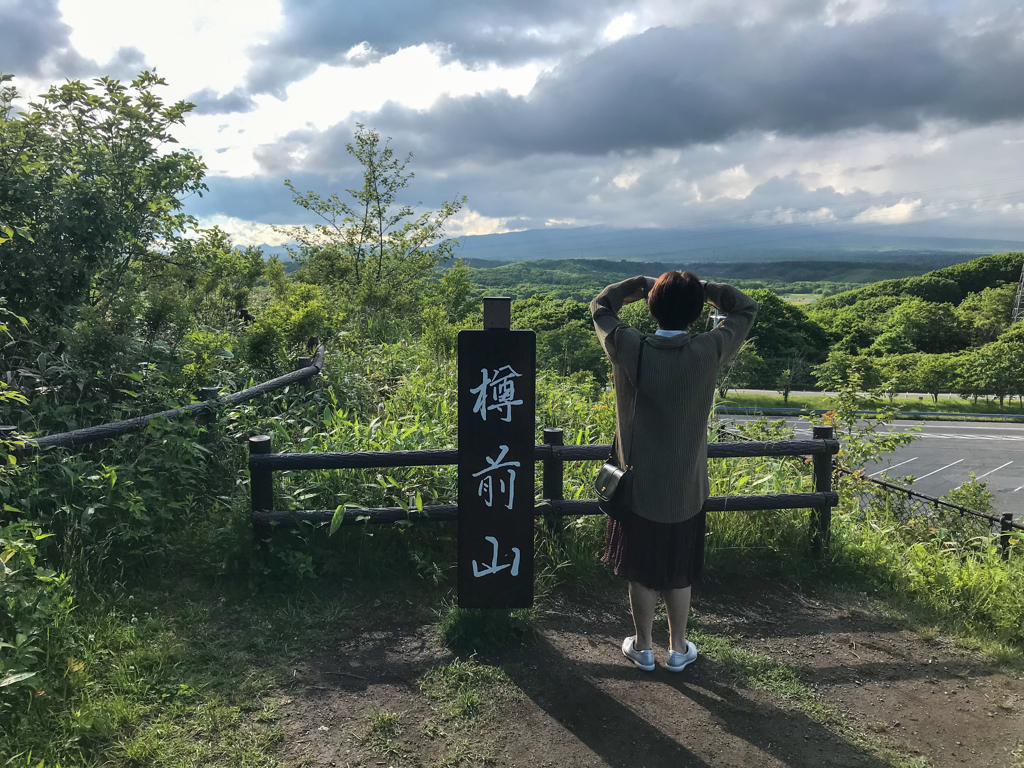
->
[423,260,478,359]
[436,605,536,654]
[814,350,881,392]
[0,72,207,333]
[914,354,959,403]
[417,659,512,719]
[0,524,72,719]
[956,283,1018,344]
[747,289,828,388]
[284,125,465,341]
[869,298,968,355]
[512,294,607,379]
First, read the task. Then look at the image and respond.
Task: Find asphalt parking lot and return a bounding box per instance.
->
[728,417,1024,519]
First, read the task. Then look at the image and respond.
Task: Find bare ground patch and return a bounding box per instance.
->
[273,580,1024,768]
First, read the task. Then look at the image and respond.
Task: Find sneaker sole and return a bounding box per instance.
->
[622,648,655,672]
[665,656,697,672]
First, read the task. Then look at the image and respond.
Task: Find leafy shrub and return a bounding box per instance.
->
[0,524,73,719]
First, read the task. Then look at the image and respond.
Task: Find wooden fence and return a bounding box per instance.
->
[10,343,325,454]
[249,424,841,557]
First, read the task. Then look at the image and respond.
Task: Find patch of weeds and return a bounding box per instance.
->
[687,628,816,707]
[421,717,447,739]
[418,659,513,720]
[436,603,536,654]
[1011,741,1024,768]
[437,737,494,768]
[364,710,403,756]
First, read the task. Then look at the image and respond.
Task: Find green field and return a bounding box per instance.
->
[719,391,1024,416]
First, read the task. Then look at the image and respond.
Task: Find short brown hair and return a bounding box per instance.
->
[647,271,704,330]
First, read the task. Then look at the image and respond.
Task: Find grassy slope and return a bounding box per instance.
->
[720,391,1024,415]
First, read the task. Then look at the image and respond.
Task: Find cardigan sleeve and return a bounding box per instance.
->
[703,282,759,364]
[591,276,648,380]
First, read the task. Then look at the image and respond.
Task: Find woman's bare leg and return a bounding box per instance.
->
[662,586,692,653]
[628,580,658,650]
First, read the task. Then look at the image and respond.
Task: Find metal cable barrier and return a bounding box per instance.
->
[717,424,1020,559]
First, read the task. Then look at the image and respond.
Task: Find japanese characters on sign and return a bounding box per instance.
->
[458,329,536,609]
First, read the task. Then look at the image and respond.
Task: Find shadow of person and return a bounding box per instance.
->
[505,635,894,768]
[501,640,716,768]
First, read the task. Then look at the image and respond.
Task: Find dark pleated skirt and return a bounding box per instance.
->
[602,511,706,591]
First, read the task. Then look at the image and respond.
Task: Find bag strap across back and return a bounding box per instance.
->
[617,336,646,470]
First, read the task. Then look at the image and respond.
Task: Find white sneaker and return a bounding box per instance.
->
[666,641,698,672]
[621,636,655,672]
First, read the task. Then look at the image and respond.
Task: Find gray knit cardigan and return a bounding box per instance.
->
[591,277,758,524]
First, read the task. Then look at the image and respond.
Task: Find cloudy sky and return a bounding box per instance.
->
[4,0,1024,252]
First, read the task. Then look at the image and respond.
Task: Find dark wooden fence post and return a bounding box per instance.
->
[811,425,834,559]
[542,427,565,540]
[199,386,219,427]
[296,356,313,391]
[1000,513,1014,560]
[250,435,273,555]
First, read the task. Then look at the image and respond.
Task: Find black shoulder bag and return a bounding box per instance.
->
[594,338,646,521]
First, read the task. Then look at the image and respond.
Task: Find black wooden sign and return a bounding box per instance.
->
[457,329,536,609]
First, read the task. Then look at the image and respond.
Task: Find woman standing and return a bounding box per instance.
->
[591,272,758,672]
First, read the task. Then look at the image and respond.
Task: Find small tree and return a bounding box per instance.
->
[717,338,762,398]
[813,350,880,392]
[878,355,919,403]
[283,125,464,340]
[914,354,958,404]
[774,353,808,404]
[0,72,207,332]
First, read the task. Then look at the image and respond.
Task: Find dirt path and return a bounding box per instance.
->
[274,582,1024,768]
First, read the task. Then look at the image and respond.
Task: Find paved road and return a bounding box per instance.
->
[727,416,1024,518]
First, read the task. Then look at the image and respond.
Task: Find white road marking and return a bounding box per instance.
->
[975,461,1014,480]
[914,459,964,481]
[1014,484,1024,493]
[957,461,1015,489]
[868,457,919,477]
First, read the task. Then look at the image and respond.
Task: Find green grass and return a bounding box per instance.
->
[720,391,1024,416]
[417,659,515,720]
[364,710,403,756]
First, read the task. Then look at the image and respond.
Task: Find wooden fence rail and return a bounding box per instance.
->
[12,344,325,454]
[250,424,841,557]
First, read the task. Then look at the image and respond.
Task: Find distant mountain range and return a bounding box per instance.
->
[447,227,1024,265]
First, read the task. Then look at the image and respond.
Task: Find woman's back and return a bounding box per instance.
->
[591,277,758,524]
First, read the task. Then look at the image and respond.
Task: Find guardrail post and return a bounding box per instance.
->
[542,427,564,540]
[1000,513,1014,560]
[811,425,834,559]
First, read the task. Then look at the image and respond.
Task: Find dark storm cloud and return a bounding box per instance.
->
[245,0,628,96]
[0,0,71,76]
[255,13,1024,172]
[187,86,257,115]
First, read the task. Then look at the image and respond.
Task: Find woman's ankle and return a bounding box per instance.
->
[669,636,688,653]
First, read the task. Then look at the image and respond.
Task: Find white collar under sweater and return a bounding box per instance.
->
[654,329,686,337]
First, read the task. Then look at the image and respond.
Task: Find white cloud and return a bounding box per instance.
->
[446,208,526,237]
[603,12,639,42]
[853,197,923,224]
[612,170,641,190]
[197,215,291,247]
[59,0,283,95]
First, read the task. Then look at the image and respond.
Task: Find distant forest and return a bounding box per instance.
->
[462,256,973,302]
